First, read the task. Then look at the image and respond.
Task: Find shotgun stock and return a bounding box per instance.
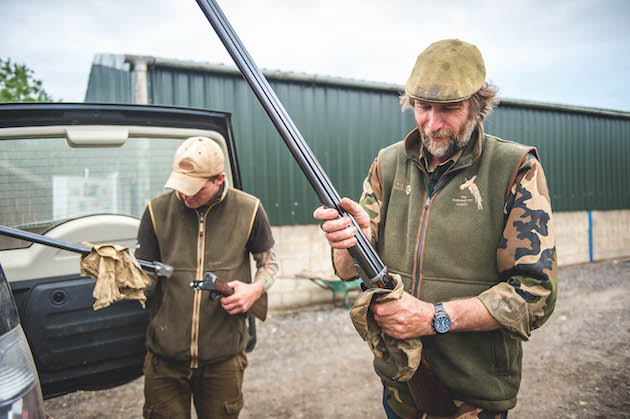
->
[190,272,268,321]
[407,355,458,416]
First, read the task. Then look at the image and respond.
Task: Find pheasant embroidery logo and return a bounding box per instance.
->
[460,176,483,210]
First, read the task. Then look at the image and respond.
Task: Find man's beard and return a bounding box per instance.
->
[420,117,477,160]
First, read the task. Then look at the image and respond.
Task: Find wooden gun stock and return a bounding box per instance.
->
[406,354,457,417]
[191,272,268,321]
[214,276,268,321]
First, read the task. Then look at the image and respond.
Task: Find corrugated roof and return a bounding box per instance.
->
[114,53,630,118]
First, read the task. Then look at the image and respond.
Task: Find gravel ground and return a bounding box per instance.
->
[45,258,630,418]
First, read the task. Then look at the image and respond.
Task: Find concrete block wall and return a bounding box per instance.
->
[592,210,630,261]
[555,210,630,265]
[554,212,590,266]
[265,209,630,312]
[263,225,337,312]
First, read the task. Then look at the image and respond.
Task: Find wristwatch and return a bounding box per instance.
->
[432,302,451,334]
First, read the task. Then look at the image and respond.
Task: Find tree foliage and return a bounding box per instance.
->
[0,58,55,102]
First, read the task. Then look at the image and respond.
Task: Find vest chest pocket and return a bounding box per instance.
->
[203,249,247,271]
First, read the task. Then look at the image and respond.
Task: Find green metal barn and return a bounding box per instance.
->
[85,54,630,228]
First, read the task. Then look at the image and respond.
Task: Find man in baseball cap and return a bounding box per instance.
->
[164,136,226,197]
[136,136,278,418]
[163,136,229,209]
[314,39,557,418]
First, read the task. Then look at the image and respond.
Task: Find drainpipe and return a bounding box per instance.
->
[126,56,149,105]
[124,56,151,214]
[588,211,594,263]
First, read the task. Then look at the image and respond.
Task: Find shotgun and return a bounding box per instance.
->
[191,272,268,321]
[193,1,456,415]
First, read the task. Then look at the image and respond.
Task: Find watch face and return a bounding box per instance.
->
[434,315,451,333]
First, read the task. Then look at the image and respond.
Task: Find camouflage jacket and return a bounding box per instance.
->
[359,126,558,340]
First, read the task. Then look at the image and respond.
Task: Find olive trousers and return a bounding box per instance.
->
[142,351,248,419]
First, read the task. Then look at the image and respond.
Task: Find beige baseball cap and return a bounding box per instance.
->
[164,136,225,196]
[405,39,486,103]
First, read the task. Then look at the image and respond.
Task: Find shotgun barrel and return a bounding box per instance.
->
[0,224,173,278]
[194,0,392,290]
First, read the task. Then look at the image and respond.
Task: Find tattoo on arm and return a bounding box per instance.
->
[252,247,279,291]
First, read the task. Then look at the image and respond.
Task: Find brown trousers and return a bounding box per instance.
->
[143,351,248,419]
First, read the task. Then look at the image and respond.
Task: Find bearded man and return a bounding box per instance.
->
[314,39,557,418]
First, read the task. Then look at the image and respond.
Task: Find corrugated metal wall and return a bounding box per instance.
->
[85,55,630,225]
[84,64,133,104]
[145,64,416,225]
[486,104,630,212]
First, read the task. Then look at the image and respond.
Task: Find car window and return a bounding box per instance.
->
[1,132,231,251]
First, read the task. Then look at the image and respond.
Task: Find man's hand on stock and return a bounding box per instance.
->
[221,280,264,315]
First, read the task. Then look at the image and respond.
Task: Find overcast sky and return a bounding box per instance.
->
[1,0,629,111]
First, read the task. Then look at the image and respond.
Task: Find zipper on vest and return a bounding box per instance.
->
[189,198,222,368]
[190,211,207,368]
[413,191,431,296]
[418,195,431,256]
[413,173,453,296]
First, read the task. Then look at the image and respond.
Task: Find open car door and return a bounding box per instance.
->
[0,103,251,398]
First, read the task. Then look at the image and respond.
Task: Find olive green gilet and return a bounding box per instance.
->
[374,128,535,411]
[146,187,259,367]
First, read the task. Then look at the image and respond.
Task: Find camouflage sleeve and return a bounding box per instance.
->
[478,153,558,341]
[252,247,279,292]
[358,155,383,246]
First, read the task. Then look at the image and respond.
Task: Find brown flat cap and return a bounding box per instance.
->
[405,39,486,103]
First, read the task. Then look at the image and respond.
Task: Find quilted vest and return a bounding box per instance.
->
[146,187,259,367]
[374,128,535,411]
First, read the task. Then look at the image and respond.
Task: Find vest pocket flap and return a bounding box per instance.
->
[420,275,497,301]
[203,260,245,271]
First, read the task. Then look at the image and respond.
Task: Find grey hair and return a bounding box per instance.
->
[399,82,500,123]
[468,83,500,122]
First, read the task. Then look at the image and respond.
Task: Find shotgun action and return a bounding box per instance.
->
[191,272,268,321]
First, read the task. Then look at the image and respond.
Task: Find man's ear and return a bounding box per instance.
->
[216,172,227,185]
